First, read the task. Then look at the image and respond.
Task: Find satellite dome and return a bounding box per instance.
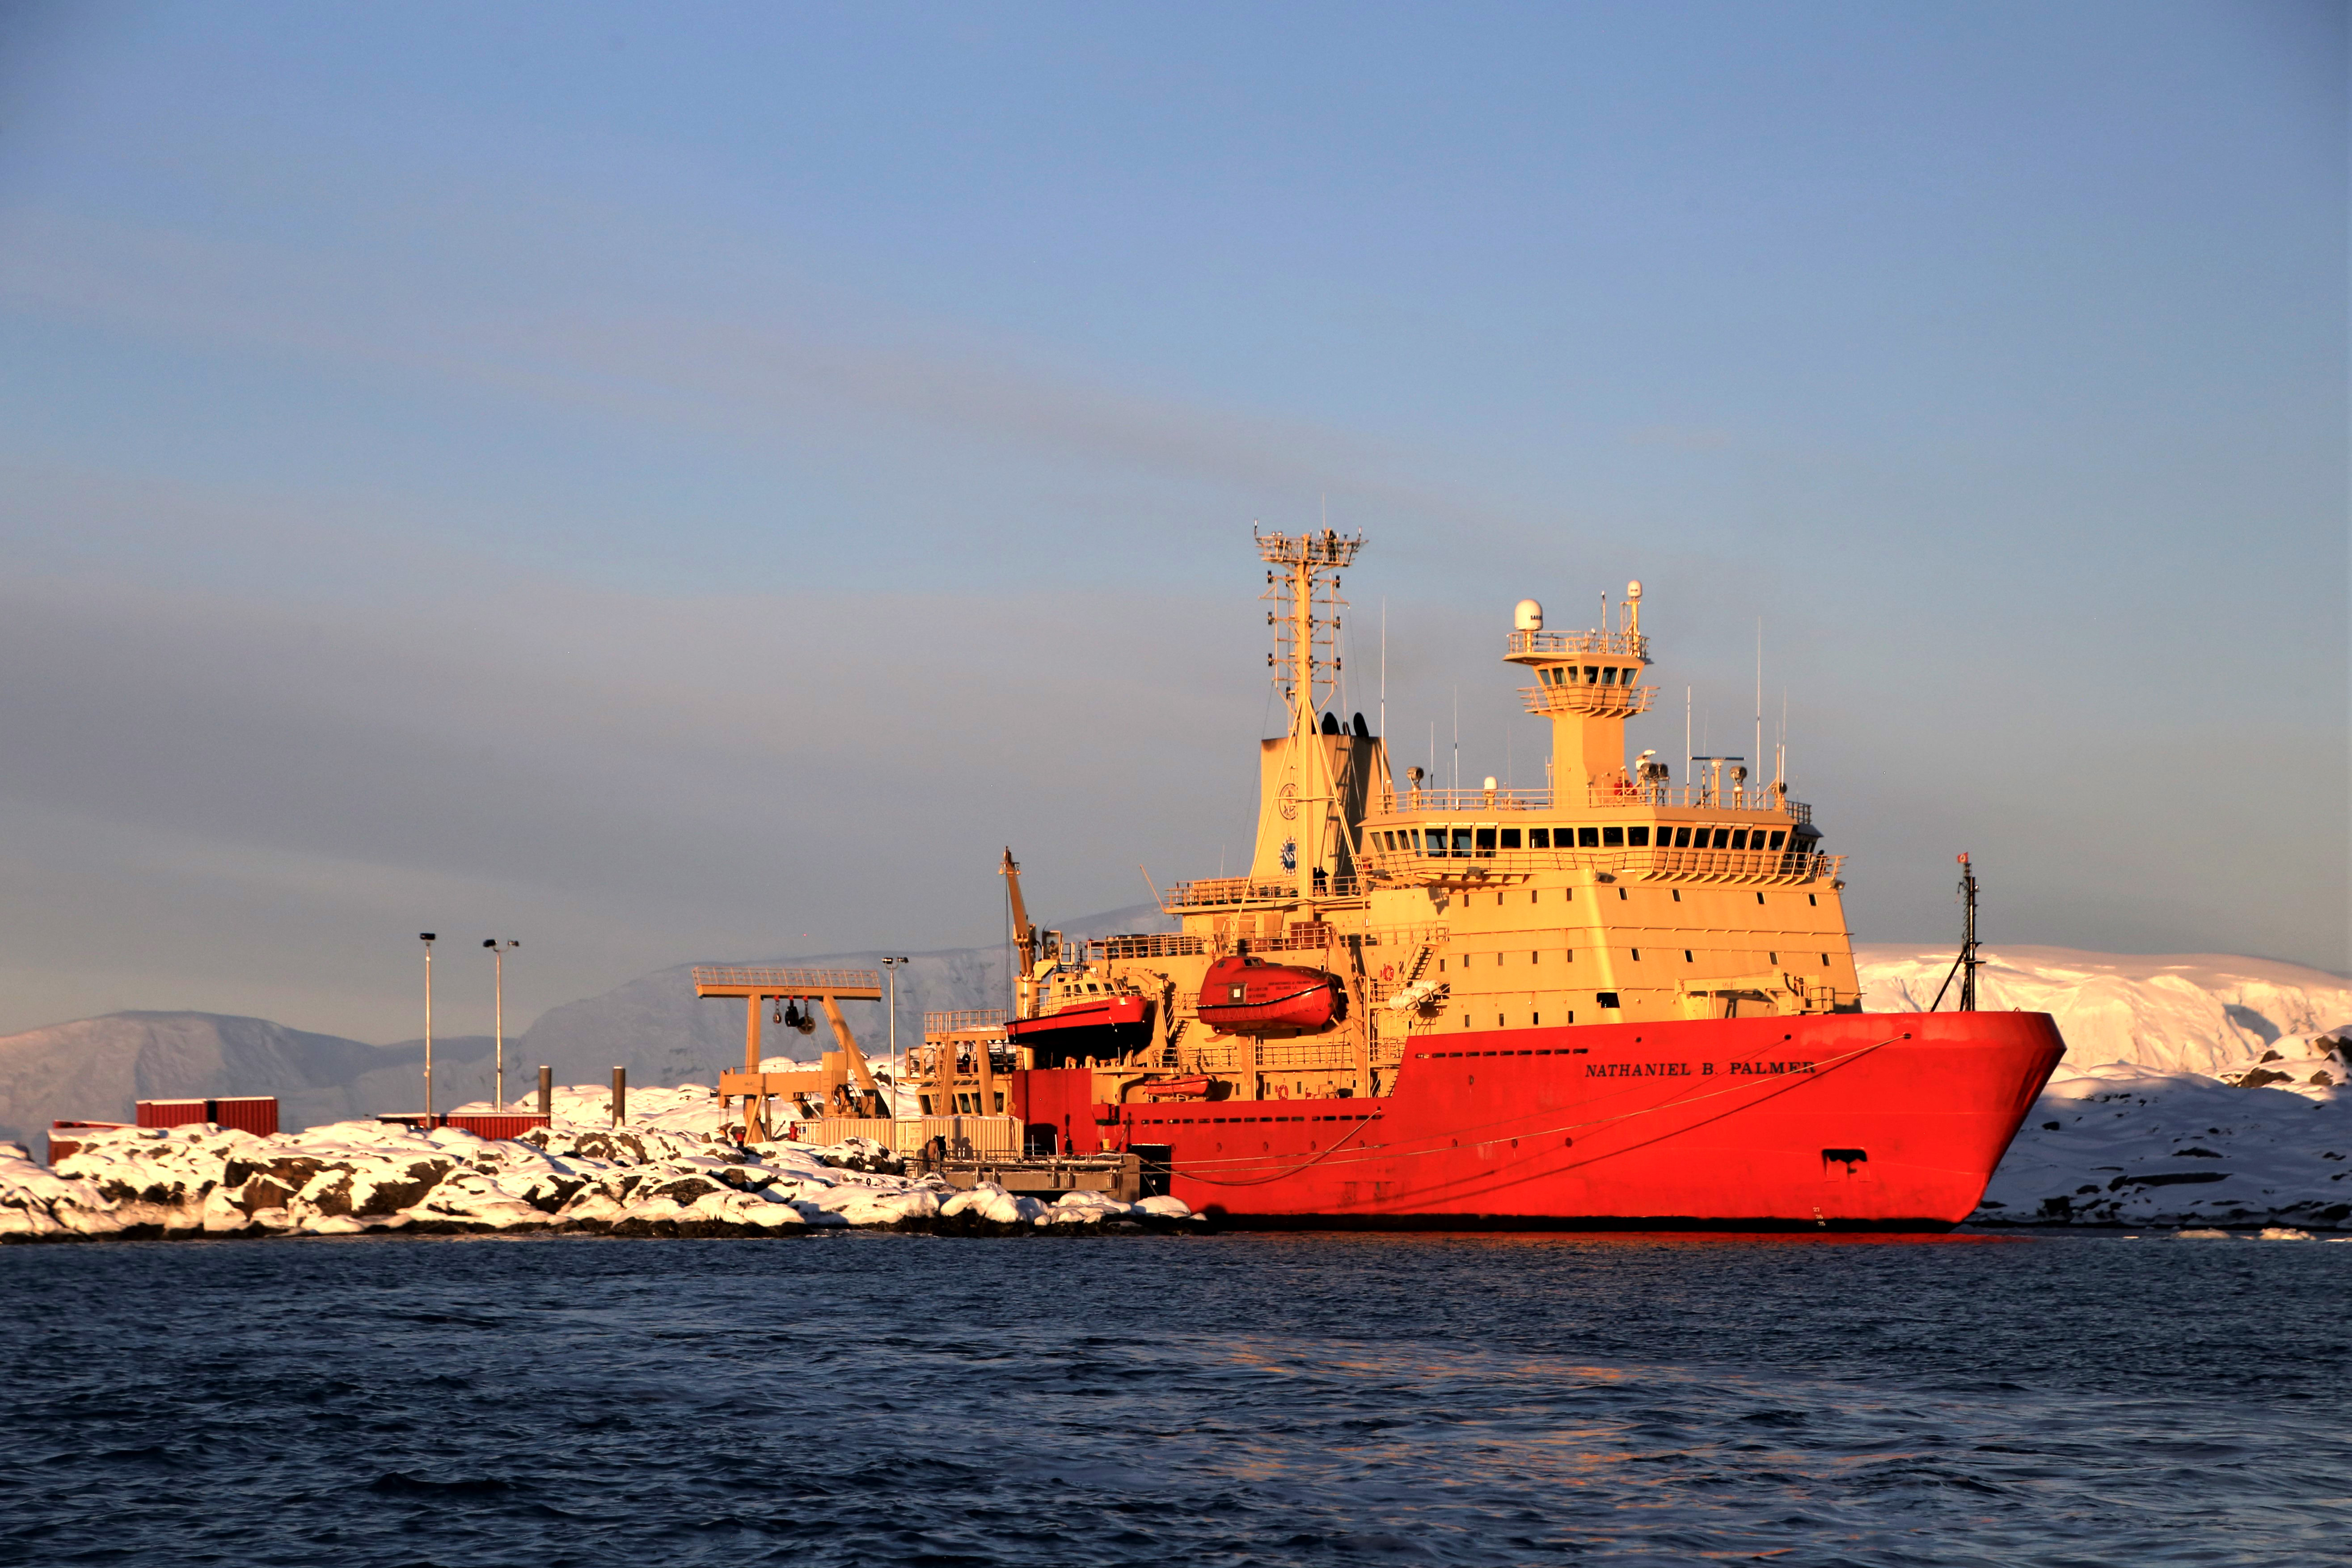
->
[1513,598,1544,631]
[1626,580,1643,600]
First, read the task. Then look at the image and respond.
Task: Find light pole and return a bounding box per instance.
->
[484,939,519,1108]
[880,955,911,1119]
[419,933,437,1118]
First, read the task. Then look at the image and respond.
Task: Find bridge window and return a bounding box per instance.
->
[1451,827,1474,857]
[1731,830,1749,850]
[1600,666,1616,685]
[1602,826,1624,847]
[1499,828,1521,850]
[1713,828,1732,849]
[1584,666,1599,683]
[1578,826,1600,848]
[1628,827,1650,846]
[1475,828,1496,855]
[1529,828,1550,848]
[1768,830,1786,850]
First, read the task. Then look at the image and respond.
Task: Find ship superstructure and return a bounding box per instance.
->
[908,530,2063,1228]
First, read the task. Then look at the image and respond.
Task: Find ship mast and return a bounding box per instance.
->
[1254,527,1362,902]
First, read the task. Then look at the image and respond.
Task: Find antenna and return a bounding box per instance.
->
[1684,685,1692,791]
[1754,618,1763,799]
[1379,598,1386,747]
[1452,685,1459,794]
[1928,854,1983,1013]
[1778,686,1788,787]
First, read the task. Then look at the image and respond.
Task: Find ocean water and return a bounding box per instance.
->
[1,1231,2344,1567]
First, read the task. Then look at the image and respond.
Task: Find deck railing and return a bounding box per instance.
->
[1505,628,1649,660]
[1381,783,1810,821]
[1159,875,1362,910]
[692,965,882,992]
[1518,682,1657,718]
[922,1008,1010,1036]
[1086,932,1210,961]
[1358,844,1843,886]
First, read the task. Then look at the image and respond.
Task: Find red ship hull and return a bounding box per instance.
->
[1018,1009,2062,1229]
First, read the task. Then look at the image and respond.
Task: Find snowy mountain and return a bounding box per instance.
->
[0,902,1171,1146]
[1855,945,2352,1074]
[0,1012,497,1150]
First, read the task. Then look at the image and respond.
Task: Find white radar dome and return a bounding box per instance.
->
[1626,580,1643,600]
[1513,598,1544,631]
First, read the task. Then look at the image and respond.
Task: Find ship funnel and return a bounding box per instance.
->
[1514,598,1543,632]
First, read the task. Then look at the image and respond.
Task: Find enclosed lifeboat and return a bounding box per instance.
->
[1195,955,1344,1035]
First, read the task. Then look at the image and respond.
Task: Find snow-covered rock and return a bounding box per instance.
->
[0,1085,1183,1244]
[1972,1063,2350,1230]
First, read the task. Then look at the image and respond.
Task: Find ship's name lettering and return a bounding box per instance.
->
[1582,1060,1819,1079]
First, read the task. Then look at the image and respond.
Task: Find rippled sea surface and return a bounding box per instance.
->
[3,1231,2346,1567]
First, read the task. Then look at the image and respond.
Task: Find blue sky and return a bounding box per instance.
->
[0,2,2342,1039]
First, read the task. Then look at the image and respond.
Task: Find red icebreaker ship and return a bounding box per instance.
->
[977,529,2063,1229]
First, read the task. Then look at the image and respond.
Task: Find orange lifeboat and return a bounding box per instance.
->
[1195,955,1344,1035]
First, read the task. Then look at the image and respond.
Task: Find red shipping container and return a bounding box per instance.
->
[135,1097,279,1136]
[375,1110,549,1140]
[46,1120,130,1164]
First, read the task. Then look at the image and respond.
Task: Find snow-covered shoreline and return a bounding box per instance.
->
[0,1084,1198,1244]
[7,1037,2348,1244]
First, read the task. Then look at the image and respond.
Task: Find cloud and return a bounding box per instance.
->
[0,201,1511,538]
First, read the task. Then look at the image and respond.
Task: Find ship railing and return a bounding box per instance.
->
[1086,932,1210,961]
[693,965,883,992]
[1382,783,1809,820]
[1505,628,1649,660]
[1360,845,1843,886]
[923,1008,1010,1037]
[1160,875,1360,910]
[1518,682,1657,718]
